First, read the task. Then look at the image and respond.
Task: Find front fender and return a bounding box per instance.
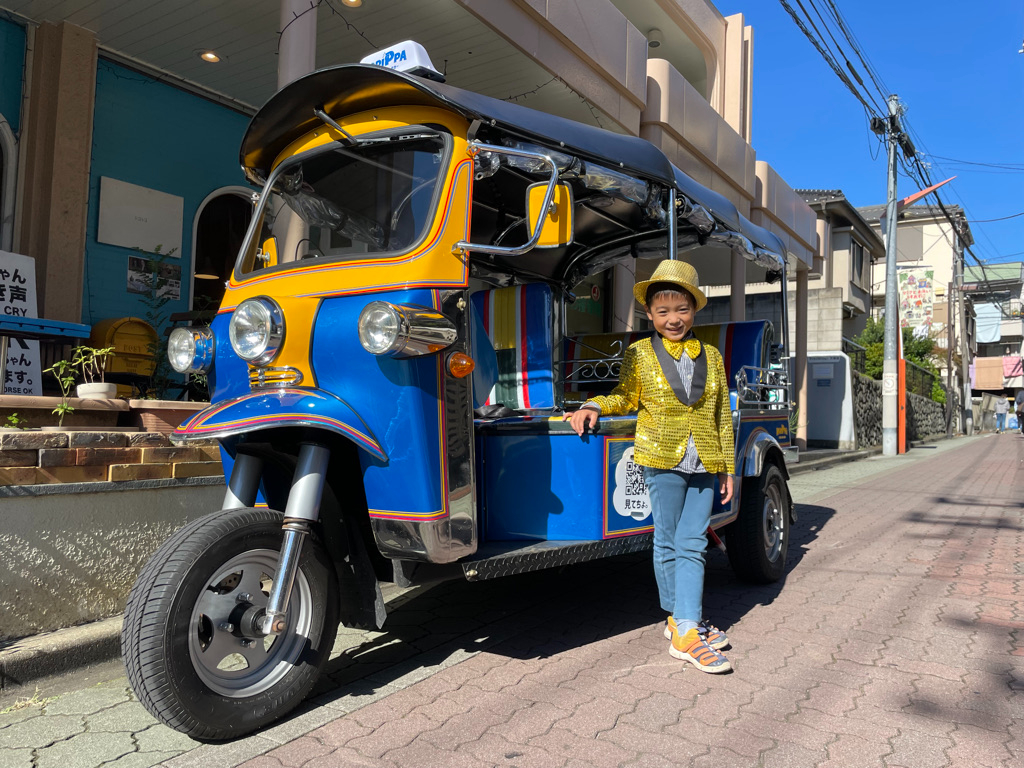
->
[739,429,788,480]
[173,387,386,462]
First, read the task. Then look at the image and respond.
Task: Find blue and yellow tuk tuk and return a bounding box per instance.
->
[123,51,795,739]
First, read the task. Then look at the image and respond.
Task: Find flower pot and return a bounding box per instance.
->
[128,399,207,434]
[76,382,118,400]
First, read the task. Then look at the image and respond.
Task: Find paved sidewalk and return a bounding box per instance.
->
[2,434,1022,767]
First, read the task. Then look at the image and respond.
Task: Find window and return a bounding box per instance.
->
[238,131,448,276]
[852,240,865,286]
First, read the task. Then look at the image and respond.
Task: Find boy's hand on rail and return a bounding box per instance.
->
[563,408,599,436]
[718,474,734,505]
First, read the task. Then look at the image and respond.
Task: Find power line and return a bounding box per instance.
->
[923,153,1024,170]
[777,0,876,115]
[968,211,1024,223]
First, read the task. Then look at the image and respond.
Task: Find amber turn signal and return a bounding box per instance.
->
[447,352,475,378]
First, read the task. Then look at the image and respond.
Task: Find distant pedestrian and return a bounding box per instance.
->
[995,392,1009,433]
[1015,390,1024,433]
[564,260,735,674]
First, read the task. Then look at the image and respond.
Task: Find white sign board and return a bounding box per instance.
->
[0,250,42,395]
[97,177,183,256]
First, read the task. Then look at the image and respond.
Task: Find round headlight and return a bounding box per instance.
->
[168,326,215,374]
[168,327,197,373]
[358,302,403,355]
[230,297,284,364]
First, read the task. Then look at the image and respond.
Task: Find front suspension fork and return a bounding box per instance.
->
[225,442,330,636]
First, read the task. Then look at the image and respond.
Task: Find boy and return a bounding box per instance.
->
[564,260,735,673]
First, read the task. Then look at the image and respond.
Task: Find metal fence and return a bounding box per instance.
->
[905,360,935,399]
[842,337,866,374]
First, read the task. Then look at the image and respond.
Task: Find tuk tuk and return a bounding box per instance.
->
[123,47,795,740]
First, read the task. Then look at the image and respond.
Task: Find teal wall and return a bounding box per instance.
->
[83,58,251,326]
[0,16,26,134]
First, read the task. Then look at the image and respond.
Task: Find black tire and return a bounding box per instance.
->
[122,507,339,741]
[725,464,790,583]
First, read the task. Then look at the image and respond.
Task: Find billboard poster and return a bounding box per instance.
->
[898,268,934,329]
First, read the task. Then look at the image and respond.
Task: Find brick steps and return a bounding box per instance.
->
[0,429,221,486]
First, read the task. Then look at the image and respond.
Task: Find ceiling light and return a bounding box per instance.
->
[341,0,362,7]
[647,29,662,49]
[199,51,221,63]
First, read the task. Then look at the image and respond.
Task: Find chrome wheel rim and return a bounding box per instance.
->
[762,483,785,563]
[187,548,312,698]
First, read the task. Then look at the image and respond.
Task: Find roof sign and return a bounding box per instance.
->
[360,40,445,83]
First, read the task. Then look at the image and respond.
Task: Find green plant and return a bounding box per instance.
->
[4,412,25,429]
[44,358,77,427]
[72,345,115,384]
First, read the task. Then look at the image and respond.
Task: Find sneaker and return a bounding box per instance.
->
[664,617,730,650]
[670,627,732,673]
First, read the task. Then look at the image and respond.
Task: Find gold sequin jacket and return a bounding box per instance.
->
[585,336,735,473]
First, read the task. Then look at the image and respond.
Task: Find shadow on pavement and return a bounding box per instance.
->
[299,500,838,712]
[903,509,1024,531]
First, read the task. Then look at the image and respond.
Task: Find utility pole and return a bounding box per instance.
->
[880,95,902,456]
[946,280,954,438]
[956,233,973,435]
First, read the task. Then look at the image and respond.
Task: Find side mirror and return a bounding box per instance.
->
[526,182,573,248]
[259,236,279,268]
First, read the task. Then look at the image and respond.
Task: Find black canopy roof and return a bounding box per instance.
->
[240,64,787,269]
[240,64,675,187]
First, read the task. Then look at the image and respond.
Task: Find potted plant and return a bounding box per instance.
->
[72,345,117,399]
[43,358,77,428]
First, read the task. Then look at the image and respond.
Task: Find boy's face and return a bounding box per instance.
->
[645,291,695,342]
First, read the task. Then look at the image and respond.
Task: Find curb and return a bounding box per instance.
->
[1,615,123,693]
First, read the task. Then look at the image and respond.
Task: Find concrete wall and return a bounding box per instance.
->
[0,16,25,134]
[82,58,250,326]
[0,480,224,641]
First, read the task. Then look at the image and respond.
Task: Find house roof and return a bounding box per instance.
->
[795,189,884,253]
[796,189,845,205]
[856,202,964,224]
[964,263,1024,285]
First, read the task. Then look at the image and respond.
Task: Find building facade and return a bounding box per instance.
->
[0,0,819,434]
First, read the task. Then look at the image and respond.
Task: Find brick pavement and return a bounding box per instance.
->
[237,434,1024,768]
[2,434,1022,768]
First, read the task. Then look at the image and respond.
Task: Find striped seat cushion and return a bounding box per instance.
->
[471,284,556,410]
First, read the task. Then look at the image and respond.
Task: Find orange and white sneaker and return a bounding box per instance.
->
[670,627,732,673]
[664,617,730,650]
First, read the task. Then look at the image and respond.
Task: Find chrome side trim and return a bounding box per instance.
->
[249,366,304,388]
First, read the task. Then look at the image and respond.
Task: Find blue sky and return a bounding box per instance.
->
[718,1,1024,264]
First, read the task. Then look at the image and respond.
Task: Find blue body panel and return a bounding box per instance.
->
[480,431,606,541]
[311,290,448,522]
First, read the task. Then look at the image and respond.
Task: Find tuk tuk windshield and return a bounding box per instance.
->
[238,132,448,275]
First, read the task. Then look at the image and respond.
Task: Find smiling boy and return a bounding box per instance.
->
[564,260,736,673]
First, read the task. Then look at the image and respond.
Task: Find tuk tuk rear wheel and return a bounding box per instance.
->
[725,464,789,583]
[122,507,339,741]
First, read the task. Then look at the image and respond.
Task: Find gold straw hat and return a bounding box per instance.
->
[633,260,707,310]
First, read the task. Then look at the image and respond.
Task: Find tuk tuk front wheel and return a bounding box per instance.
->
[122,507,339,741]
[725,464,789,583]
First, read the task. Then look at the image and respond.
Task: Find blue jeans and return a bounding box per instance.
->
[642,467,716,627]
[997,413,1006,432]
